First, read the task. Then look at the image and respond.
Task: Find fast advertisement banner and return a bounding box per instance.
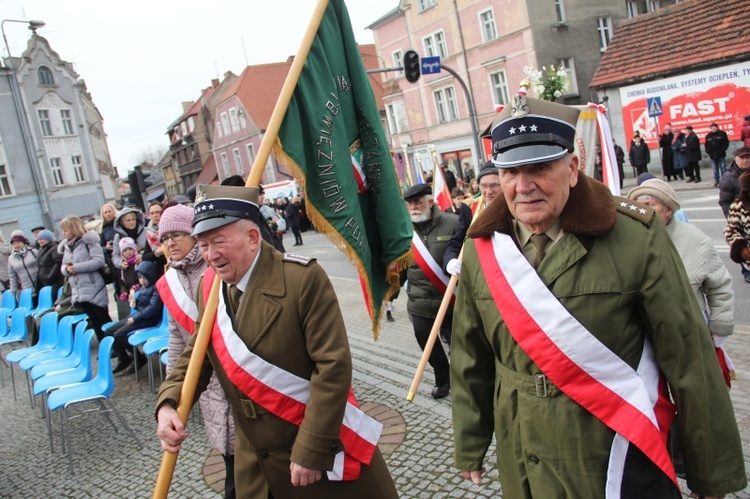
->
[619,61,750,148]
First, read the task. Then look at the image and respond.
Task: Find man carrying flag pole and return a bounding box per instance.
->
[152,0,406,496]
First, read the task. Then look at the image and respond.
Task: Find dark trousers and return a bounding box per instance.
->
[77,301,112,342]
[687,161,701,181]
[223,454,236,499]
[635,164,648,176]
[109,317,159,359]
[411,314,451,387]
[290,226,303,245]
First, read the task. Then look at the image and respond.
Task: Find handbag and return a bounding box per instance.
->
[84,244,116,284]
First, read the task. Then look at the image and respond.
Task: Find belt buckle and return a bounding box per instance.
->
[534,373,548,398]
[241,398,258,419]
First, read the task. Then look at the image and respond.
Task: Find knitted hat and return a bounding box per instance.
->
[627,179,680,213]
[119,237,138,254]
[36,229,55,243]
[10,230,28,244]
[159,204,194,237]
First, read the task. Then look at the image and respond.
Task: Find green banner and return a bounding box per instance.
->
[273,0,413,338]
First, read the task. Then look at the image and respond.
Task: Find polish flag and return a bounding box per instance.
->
[433,166,452,211]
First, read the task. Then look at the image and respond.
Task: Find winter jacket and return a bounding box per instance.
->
[162,245,235,456]
[35,241,64,293]
[8,245,38,293]
[665,219,734,338]
[718,161,746,217]
[60,230,109,309]
[284,202,300,228]
[725,172,750,274]
[705,129,729,159]
[111,208,147,269]
[451,174,746,497]
[672,133,688,170]
[130,261,163,326]
[628,142,650,167]
[405,205,458,319]
[0,242,12,286]
[684,131,702,162]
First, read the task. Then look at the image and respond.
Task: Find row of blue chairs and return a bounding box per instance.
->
[1,310,142,473]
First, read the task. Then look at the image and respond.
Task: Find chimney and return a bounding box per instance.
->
[287,55,295,63]
[212,78,219,88]
[181,101,194,113]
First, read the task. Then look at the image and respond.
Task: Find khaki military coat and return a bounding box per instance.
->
[451,174,746,498]
[158,242,396,498]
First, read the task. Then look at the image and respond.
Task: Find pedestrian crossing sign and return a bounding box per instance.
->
[647,97,663,117]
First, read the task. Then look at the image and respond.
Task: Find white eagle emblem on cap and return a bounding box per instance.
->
[511,94,529,118]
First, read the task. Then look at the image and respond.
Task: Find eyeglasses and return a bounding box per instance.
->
[159,232,190,244]
[479,182,501,190]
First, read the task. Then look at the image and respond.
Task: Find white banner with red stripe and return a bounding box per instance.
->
[203,269,382,480]
[156,268,198,335]
[474,233,677,491]
[433,166,452,211]
[411,233,455,299]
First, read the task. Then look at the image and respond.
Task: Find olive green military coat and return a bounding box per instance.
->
[451,175,746,498]
[158,242,397,498]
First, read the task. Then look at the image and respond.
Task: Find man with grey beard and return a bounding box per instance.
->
[402,183,459,399]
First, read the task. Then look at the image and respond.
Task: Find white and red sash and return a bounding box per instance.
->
[202,268,382,481]
[156,268,198,334]
[474,233,677,492]
[411,233,456,301]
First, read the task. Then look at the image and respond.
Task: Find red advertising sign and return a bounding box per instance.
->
[619,62,750,148]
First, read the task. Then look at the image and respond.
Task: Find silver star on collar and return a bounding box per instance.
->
[509,127,517,135]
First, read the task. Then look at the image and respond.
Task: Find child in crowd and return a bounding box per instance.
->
[109,260,163,375]
[117,237,140,302]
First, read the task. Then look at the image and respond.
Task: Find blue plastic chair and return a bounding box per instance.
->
[28,286,54,317]
[0,289,16,312]
[143,335,169,393]
[46,337,142,473]
[6,312,58,406]
[30,324,92,381]
[17,288,33,312]
[18,316,77,373]
[0,308,29,400]
[127,306,169,382]
[0,307,9,338]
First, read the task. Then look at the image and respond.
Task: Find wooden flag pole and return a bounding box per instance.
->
[406,247,463,402]
[152,0,330,496]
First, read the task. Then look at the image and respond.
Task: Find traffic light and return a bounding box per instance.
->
[127,165,153,211]
[403,49,421,83]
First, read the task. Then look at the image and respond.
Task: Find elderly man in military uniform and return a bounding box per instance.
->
[403,183,458,399]
[450,95,746,498]
[156,185,397,498]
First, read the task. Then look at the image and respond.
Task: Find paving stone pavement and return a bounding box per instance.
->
[1,264,749,497]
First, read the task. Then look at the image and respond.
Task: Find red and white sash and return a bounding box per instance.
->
[202,269,382,481]
[474,233,677,493]
[411,233,456,300]
[156,268,198,334]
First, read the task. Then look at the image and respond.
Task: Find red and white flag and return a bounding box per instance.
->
[433,166,452,211]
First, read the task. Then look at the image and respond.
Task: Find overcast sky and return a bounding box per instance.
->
[3,0,393,175]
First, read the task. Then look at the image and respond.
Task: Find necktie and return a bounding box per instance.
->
[530,233,551,269]
[228,285,243,317]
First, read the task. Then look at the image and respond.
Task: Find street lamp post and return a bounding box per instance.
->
[2,19,53,228]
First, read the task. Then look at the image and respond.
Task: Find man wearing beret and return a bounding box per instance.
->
[450,94,746,498]
[156,185,397,498]
[403,183,458,399]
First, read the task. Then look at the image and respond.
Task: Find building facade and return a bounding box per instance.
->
[4,34,117,229]
[367,0,675,183]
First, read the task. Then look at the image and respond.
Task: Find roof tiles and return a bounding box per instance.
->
[590,0,750,89]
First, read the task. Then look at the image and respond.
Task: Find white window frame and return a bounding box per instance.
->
[647,0,660,11]
[555,0,567,23]
[180,122,188,136]
[0,163,14,197]
[72,155,85,182]
[264,156,277,184]
[246,144,256,166]
[233,148,242,175]
[479,9,498,43]
[61,109,74,135]
[423,30,448,59]
[38,66,54,86]
[221,112,230,136]
[434,86,459,123]
[50,157,64,186]
[597,17,613,52]
[38,110,53,136]
[557,58,579,96]
[626,1,639,17]
[392,50,403,77]
[418,0,436,13]
[490,70,510,107]
[220,152,230,177]
[229,108,239,133]
[215,122,223,139]
[239,110,247,129]
[386,103,400,134]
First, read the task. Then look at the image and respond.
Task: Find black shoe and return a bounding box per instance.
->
[293,243,299,247]
[744,275,750,284]
[112,356,132,374]
[135,351,147,368]
[386,311,394,322]
[431,384,450,399]
[686,178,694,183]
[440,333,452,344]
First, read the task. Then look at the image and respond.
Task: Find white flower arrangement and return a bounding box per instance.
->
[522,65,569,102]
